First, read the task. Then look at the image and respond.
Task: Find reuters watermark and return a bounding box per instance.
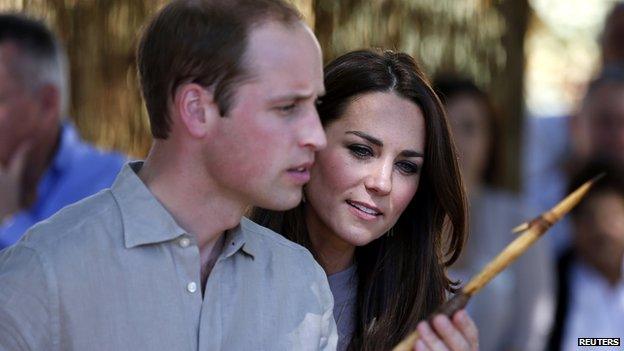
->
[578,338,621,347]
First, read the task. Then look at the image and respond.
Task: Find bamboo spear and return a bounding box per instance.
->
[393,174,603,351]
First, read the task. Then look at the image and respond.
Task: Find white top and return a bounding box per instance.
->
[562,259,624,351]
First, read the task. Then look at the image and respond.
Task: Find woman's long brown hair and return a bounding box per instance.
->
[251,49,467,350]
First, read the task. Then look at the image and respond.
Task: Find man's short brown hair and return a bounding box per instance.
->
[137,0,301,139]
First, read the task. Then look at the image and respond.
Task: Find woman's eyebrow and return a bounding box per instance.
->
[400,150,424,158]
[346,130,383,146]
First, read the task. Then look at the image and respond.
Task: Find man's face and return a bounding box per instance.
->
[576,84,624,164]
[203,21,326,210]
[0,43,40,166]
[602,7,624,65]
[574,191,624,284]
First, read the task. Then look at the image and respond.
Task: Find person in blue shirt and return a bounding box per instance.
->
[0,14,125,249]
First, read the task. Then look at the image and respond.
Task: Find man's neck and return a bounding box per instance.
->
[138,144,246,261]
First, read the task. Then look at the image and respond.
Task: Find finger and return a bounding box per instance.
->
[417,320,450,351]
[452,310,479,351]
[7,140,32,179]
[414,339,430,351]
[431,314,470,351]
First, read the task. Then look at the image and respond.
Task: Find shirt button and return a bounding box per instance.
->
[187,282,197,293]
[179,237,190,248]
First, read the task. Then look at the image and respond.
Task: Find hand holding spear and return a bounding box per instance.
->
[393,174,603,351]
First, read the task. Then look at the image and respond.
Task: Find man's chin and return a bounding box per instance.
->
[257,192,302,211]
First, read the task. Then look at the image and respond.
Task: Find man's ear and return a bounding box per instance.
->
[173,83,218,139]
[38,84,61,127]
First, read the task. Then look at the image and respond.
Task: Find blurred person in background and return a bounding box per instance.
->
[601,2,624,66]
[435,76,555,351]
[0,14,125,249]
[524,1,624,255]
[528,65,624,253]
[570,66,624,166]
[547,160,624,350]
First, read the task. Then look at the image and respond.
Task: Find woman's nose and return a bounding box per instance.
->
[364,161,392,195]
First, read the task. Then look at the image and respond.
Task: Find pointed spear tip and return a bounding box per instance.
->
[549,171,604,220]
[590,172,606,184]
[511,172,603,235]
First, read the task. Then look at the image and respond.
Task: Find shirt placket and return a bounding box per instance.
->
[197,253,227,350]
[172,234,203,350]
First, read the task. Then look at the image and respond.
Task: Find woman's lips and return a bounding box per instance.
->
[346,200,382,220]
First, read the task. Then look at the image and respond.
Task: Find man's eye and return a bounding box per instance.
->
[277,104,296,114]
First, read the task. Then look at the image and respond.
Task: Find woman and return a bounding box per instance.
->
[253,50,478,350]
[434,76,554,351]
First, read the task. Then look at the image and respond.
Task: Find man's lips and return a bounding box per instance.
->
[287,162,312,172]
[346,200,383,216]
[286,162,313,184]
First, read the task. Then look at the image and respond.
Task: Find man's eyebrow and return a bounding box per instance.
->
[268,91,324,103]
[347,130,424,157]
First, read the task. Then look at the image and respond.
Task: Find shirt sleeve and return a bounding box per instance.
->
[0,244,57,350]
[314,263,338,351]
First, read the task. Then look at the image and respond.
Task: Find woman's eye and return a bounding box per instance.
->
[396,161,420,175]
[348,144,373,158]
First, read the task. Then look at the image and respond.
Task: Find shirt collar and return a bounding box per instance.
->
[222,218,257,259]
[111,161,187,248]
[52,122,80,173]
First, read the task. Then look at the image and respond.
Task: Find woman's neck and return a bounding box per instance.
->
[305,205,356,275]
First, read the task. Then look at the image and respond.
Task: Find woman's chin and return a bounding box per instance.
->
[337,228,383,247]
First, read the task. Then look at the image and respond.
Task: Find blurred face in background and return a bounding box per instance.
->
[304,92,425,247]
[573,190,624,285]
[445,93,491,190]
[574,83,624,164]
[602,5,624,65]
[0,43,40,167]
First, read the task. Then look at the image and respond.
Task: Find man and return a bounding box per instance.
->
[524,68,624,254]
[601,2,624,66]
[0,14,125,249]
[570,66,624,166]
[548,161,624,350]
[0,1,335,350]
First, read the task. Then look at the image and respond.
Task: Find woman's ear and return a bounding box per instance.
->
[173,83,218,139]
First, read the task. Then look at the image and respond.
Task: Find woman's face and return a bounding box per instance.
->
[305,91,425,247]
[445,94,490,188]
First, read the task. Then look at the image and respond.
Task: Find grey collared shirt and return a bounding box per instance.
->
[0,162,337,351]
